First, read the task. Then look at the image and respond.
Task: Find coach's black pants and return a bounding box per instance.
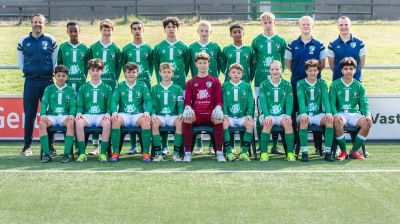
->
[23,78,53,147]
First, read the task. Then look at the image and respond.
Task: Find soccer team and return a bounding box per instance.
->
[29,12,373,163]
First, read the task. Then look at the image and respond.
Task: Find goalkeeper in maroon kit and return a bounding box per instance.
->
[182,52,225,162]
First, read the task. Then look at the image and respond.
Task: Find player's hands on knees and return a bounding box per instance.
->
[324,113,333,123]
[142,112,151,121]
[151,115,158,123]
[66,115,74,122]
[183,106,194,119]
[103,114,111,120]
[75,113,83,121]
[176,115,183,121]
[263,116,273,127]
[283,116,292,125]
[300,115,309,124]
[40,116,49,123]
[245,115,254,123]
[111,113,119,121]
[212,105,224,120]
[365,115,373,127]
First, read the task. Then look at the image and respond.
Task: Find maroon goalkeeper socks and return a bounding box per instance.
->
[213,123,223,152]
[183,122,193,152]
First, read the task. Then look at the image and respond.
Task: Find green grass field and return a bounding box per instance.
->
[0,20,400,94]
[0,142,399,223]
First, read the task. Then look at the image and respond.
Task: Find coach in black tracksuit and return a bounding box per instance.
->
[17,13,57,156]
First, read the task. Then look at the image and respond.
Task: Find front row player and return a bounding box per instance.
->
[182,52,225,162]
[110,62,153,163]
[330,57,372,161]
[39,65,76,163]
[75,59,113,162]
[222,63,255,162]
[151,63,184,162]
[296,60,334,162]
[258,60,295,161]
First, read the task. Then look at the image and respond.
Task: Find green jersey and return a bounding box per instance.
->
[221,44,256,83]
[111,81,152,115]
[222,81,255,118]
[259,78,293,116]
[296,78,331,116]
[153,40,190,89]
[251,34,287,87]
[121,43,153,89]
[89,41,122,89]
[329,78,370,116]
[57,41,90,93]
[189,41,221,78]
[40,84,76,116]
[77,81,112,115]
[151,82,184,116]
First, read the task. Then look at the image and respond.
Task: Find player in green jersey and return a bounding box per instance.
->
[153,17,190,90]
[221,23,256,83]
[296,60,334,162]
[75,59,113,162]
[57,22,89,94]
[258,61,295,161]
[110,62,153,163]
[252,12,287,155]
[151,63,184,162]
[121,20,154,155]
[39,65,76,163]
[222,64,255,162]
[330,57,372,161]
[189,20,222,155]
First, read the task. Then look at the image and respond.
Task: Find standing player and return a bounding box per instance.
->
[110,62,152,162]
[258,61,295,161]
[221,23,256,83]
[75,59,113,162]
[189,20,222,155]
[39,65,76,163]
[296,60,334,162]
[182,53,225,162]
[121,20,154,155]
[222,64,255,162]
[252,12,287,155]
[330,57,372,161]
[151,63,184,162]
[57,21,89,95]
[89,19,122,155]
[327,16,366,81]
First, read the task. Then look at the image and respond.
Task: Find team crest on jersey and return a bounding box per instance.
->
[231,104,240,114]
[90,106,100,114]
[80,52,85,58]
[41,41,48,50]
[172,94,176,100]
[55,107,64,114]
[242,90,247,96]
[161,107,171,115]
[350,42,356,48]
[206,82,212,88]
[309,46,315,54]
[177,96,184,101]
[276,43,281,50]
[126,105,137,113]
[197,89,210,100]
[110,53,115,60]
[194,83,198,87]
[342,104,350,110]
[308,103,317,111]
[69,65,80,75]
[352,91,358,98]
[209,50,214,57]
[27,43,31,47]
[264,57,273,67]
[244,53,249,60]
[271,105,282,115]
[136,90,141,97]
[177,49,183,55]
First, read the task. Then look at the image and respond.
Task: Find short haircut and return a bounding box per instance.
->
[130,21,143,29]
[159,62,174,71]
[99,19,115,30]
[304,59,320,71]
[229,23,243,33]
[197,20,211,30]
[299,16,314,25]
[270,60,282,68]
[195,52,210,62]
[88,59,104,70]
[340,57,357,69]
[54,65,69,75]
[338,16,351,22]
[229,63,244,73]
[125,62,139,72]
[66,21,78,28]
[31,13,45,22]
[260,12,275,21]
[162,17,181,28]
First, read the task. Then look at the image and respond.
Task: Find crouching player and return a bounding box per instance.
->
[151,63,184,162]
[330,57,372,161]
[110,62,153,162]
[296,60,334,162]
[182,52,225,162]
[258,61,295,161]
[222,64,255,161]
[75,59,113,162]
[39,65,76,163]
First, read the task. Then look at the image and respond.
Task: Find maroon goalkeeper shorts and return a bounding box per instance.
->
[194,113,212,125]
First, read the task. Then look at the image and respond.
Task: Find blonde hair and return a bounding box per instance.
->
[197,20,212,30]
[159,62,174,71]
[99,19,115,30]
[229,63,243,73]
[299,16,314,25]
[260,12,275,21]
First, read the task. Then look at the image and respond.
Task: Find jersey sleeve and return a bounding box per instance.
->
[184,45,190,77]
[105,86,113,114]
[148,47,154,80]
[285,83,293,116]
[220,48,227,75]
[321,81,331,114]
[142,85,152,114]
[281,39,287,72]
[177,87,184,115]
[77,87,85,114]
[111,86,120,114]
[40,87,50,116]
[68,91,77,116]
[326,42,335,58]
[184,80,193,107]
[150,87,158,115]
[115,47,122,81]
[259,84,270,117]
[359,84,370,116]
[222,84,228,114]
[153,45,161,83]
[296,82,307,116]
[329,83,338,115]
[57,47,63,65]
[216,44,222,76]
[214,79,223,108]
[188,45,195,77]
[250,47,256,82]
[246,84,255,117]
[84,47,90,76]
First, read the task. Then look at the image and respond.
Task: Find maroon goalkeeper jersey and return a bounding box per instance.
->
[184,74,223,115]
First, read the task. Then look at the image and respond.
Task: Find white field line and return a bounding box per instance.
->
[0,169,399,174]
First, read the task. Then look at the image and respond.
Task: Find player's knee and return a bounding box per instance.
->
[358,119,369,130]
[39,120,47,130]
[262,124,271,132]
[141,120,151,129]
[66,120,74,129]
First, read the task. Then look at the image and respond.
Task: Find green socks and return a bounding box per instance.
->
[100,141,109,155]
[260,132,270,153]
[78,141,86,155]
[336,135,347,153]
[142,129,151,154]
[63,135,74,155]
[111,128,121,153]
[285,133,295,154]
[173,133,182,148]
[351,134,366,153]
[161,133,168,148]
[223,129,232,154]
[129,133,137,147]
[152,134,162,154]
[40,135,50,155]
[324,127,334,149]
[242,131,253,154]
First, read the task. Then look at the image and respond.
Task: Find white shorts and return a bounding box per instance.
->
[82,114,104,127]
[157,115,177,127]
[228,117,246,127]
[260,114,289,126]
[296,113,325,126]
[119,113,143,127]
[47,115,68,126]
[336,112,363,127]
